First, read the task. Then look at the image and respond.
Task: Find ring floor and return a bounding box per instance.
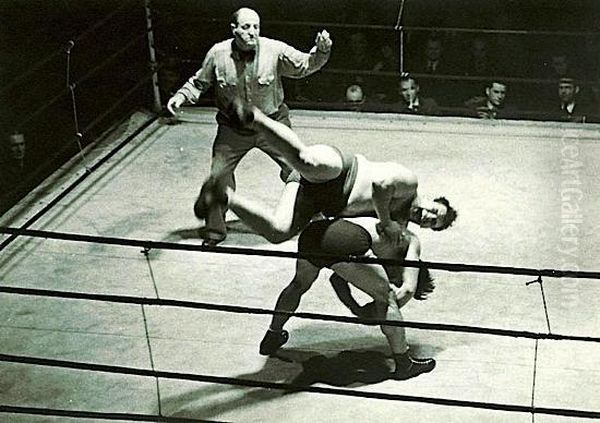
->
[1,108,599,422]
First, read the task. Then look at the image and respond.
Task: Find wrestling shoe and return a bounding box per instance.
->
[259,329,289,356]
[201,231,226,247]
[392,354,436,381]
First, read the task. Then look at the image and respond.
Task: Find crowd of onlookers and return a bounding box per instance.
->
[270,29,600,123]
[2,0,600,213]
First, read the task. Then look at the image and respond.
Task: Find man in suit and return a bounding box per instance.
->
[464,79,515,119]
[554,76,592,123]
[393,73,440,116]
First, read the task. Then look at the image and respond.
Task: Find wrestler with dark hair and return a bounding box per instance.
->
[259,216,436,381]
[198,100,457,246]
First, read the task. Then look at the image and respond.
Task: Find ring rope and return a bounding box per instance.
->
[0,2,134,97]
[0,116,158,252]
[1,227,598,280]
[1,353,598,419]
[1,286,599,343]
[16,31,149,131]
[0,405,219,422]
[175,16,600,37]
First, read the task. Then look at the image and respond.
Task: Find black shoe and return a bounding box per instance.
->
[259,329,289,356]
[201,232,226,246]
[194,177,228,219]
[392,356,436,380]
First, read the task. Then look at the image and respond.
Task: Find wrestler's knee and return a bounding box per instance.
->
[362,284,391,305]
[264,225,298,244]
[288,275,315,294]
[298,145,343,179]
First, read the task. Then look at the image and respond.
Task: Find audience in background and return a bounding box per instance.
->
[392,73,440,116]
[344,84,365,111]
[463,37,496,77]
[549,76,593,123]
[373,42,398,73]
[410,33,455,106]
[0,132,30,210]
[543,52,572,79]
[412,34,453,75]
[464,80,514,119]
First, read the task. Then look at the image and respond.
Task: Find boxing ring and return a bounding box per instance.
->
[1,106,600,422]
[2,1,600,422]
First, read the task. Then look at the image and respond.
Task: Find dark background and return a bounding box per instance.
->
[1,0,599,213]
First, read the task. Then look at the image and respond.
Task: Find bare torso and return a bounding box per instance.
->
[341,155,414,221]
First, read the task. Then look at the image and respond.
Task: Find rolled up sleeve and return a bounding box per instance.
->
[177,46,216,104]
[279,43,330,79]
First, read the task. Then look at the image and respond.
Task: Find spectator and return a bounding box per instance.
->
[463,37,495,77]
[373,38,398,73]
[371,37,399,104]
[550,76,593,123]
[412,33,453,75]
[410,33,455,106]
[392,73,440,116]
[345,84,365,109]
[543,52,572,79]
[347,32,372,71]
[331,32,374,101]
[0,132,29,210]
[464,79,514,119]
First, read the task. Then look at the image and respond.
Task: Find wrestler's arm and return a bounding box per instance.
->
[392,232,421,309]
[329,273,362,316]
[371,164,418,242]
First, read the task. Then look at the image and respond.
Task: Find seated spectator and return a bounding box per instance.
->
[333,31,373,71]
[392,73,440,116]
[539,51,582,109]
[463,36,496,77]
[373,39,398,73]
[410,33,455,106]
[412,33,454,75]
[543,52,572,79]
[344,84,365,111]
[548,76,594,123]
[329,31,375,105]
[0,132,29,210]
[371,38,399,103]
[464,80,515,119]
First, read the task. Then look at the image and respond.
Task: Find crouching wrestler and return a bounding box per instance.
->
[259,216,436,380]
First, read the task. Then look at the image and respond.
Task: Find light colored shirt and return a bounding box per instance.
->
[177,37,330,116]
[408,98,420,111]
[562,102,575,114]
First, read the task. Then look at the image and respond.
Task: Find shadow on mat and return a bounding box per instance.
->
[164,219,258,241]
[282,349,392,388]
[160,219,281,250]
[161,337,439,420]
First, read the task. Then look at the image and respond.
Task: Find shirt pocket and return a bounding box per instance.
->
[257,73,275,89]
[215,65,237,88]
